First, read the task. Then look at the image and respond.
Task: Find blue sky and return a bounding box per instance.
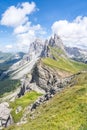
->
[0,0,87,52]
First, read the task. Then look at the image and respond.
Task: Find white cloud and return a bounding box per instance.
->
[14,22,31,34]
[1,2,36,27]
[51,16,87,48]
[16,23,46,51]
[5,44,13,49]
[0,2,46,52]
[14,22,42,34]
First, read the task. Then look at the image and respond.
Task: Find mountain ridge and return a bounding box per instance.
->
[0,34,87,129]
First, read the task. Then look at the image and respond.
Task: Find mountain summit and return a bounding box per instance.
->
[27,34,66,60]
[49,34,64,50]
[41,34,67,58]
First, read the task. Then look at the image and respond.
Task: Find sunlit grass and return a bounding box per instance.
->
[42,47,87,73]
[10,91,42,123]
[42,57,87,74]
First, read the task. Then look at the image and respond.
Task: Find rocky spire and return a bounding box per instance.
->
[49,34,65,51]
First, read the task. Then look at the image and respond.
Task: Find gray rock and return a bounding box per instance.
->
[31,61,72,92]
[0,102,13,129]
[18,79,31,97]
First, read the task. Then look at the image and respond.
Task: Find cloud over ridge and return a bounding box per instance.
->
[52,16,87,48]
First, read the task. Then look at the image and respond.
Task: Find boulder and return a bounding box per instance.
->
[0,102,13,129]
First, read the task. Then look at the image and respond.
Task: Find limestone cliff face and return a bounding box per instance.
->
[30,60,74,92]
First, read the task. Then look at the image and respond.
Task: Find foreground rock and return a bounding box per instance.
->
[0,102,13,129]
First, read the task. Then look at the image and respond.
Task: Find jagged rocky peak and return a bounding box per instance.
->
[29,38,44,53]
[49,34,64,50]
[24,34,66,61]
[27,38,44,60]
[41,34,66,58]
[40,39,49,57]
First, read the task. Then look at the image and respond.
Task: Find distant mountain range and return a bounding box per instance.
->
[0,51,25,63]
[65,46,87,63]
[0,52,25,70]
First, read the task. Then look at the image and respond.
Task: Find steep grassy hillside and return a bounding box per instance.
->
[42,47,87,73]
[42,57,87,73]
[6,72,87,130]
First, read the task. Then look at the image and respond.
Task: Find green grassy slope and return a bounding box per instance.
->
[10,91,42,123]
[42,47,87,73]
[6,73,87,130]
[42,57,87,73]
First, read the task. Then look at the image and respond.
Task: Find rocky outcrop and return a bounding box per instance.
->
[18,78,31,97]
[18,76,45,97]
[30,60,73,92]
[0,102,13,129]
